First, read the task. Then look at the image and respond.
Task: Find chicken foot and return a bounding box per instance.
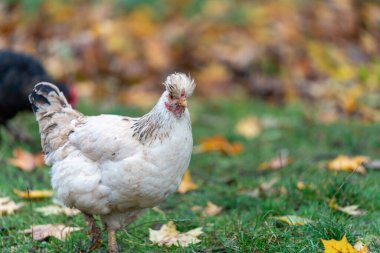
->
[108,229,118,253]
[84,213,103,251]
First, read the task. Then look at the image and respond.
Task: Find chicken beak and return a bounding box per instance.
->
[178,98,187,107]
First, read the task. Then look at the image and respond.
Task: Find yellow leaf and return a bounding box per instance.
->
[14,189,54,199]
[21,224,81,241]
[8,148,44,172]
[322,235,368,253]
[0,197,24,216]
[297,181,306,190]
[235,116,262,139]
[194,135,243,155]
[149,221,203,247]
[202,201,222,216]
[274,215,313,226]
[327,155,369,174]
[177,170,198,194]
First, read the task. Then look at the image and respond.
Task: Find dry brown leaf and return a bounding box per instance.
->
[327,155,369,174]
[259,150,292,171]
[322,235,368,253]
[235,116,262,139]
[0,197,24,216]
[149,221,203,247]
[240,178,279,198]
[328,198,366,217]
[194,135,243,155]
[21,224,81,241]
[177,170,198,194]
[8,148,44,172]
[202,201,222,216]
[14,189,54,199]
[35,205,80,217]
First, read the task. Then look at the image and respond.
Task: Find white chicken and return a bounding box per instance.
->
[29,73,196,252]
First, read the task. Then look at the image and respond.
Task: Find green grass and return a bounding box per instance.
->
[1,97,380,252]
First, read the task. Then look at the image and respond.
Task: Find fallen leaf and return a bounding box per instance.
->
[240,178,279,198]
[354,241,368,253]
[191,205,202,212]
[273,215,313,226]
[322,235,368,253]
[259,150,292,171]
[14,189,54,199]
[0,197,24,216]
[21,224,81,241]
[297,181,306,190]
[193,135,243,155]
[296,181,318,192]
[202,201,222,216]
[8,148,44,172]
[329,198,366,217]
[327,155,369,174]
[149,221,203,247]
[35,205,80,217]
[364,159,380,170]
[235,116,262,139]
[177,170,198,194]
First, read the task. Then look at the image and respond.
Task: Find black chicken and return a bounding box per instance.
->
[0,50,77,125]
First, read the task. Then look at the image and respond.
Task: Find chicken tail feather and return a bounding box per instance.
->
[29,82,82,157]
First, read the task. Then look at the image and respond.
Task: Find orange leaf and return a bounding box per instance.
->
[195,135,243,155]
[202,201,222,216]
[8,148,45,172]
[177,170,198,194]
[13,189,54,199]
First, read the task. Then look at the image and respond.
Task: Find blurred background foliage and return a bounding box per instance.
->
[1,0,380,121]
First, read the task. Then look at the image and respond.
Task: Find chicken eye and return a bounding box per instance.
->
[169,94,174,100]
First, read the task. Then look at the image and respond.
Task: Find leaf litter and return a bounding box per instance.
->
[149,221,203,247]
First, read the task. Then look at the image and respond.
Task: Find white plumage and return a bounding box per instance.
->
[29,73,195,252]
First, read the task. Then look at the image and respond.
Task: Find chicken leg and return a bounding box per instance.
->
[84,213,103,251]
[108,229,118,253]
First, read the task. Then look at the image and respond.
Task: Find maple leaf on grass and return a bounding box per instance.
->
[327,155,369,174]
[177,170,198,194]
[322,235,368,253]
[0,197,24,216]
[193,135,243,155]
[149,221,203,247]
[21,224,81,241]
[8,148,45,172]
[13,189,54,199]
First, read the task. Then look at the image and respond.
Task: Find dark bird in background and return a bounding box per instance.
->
[0,50,77,139]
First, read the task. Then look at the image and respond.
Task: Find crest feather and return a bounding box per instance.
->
[163,73,196,97]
